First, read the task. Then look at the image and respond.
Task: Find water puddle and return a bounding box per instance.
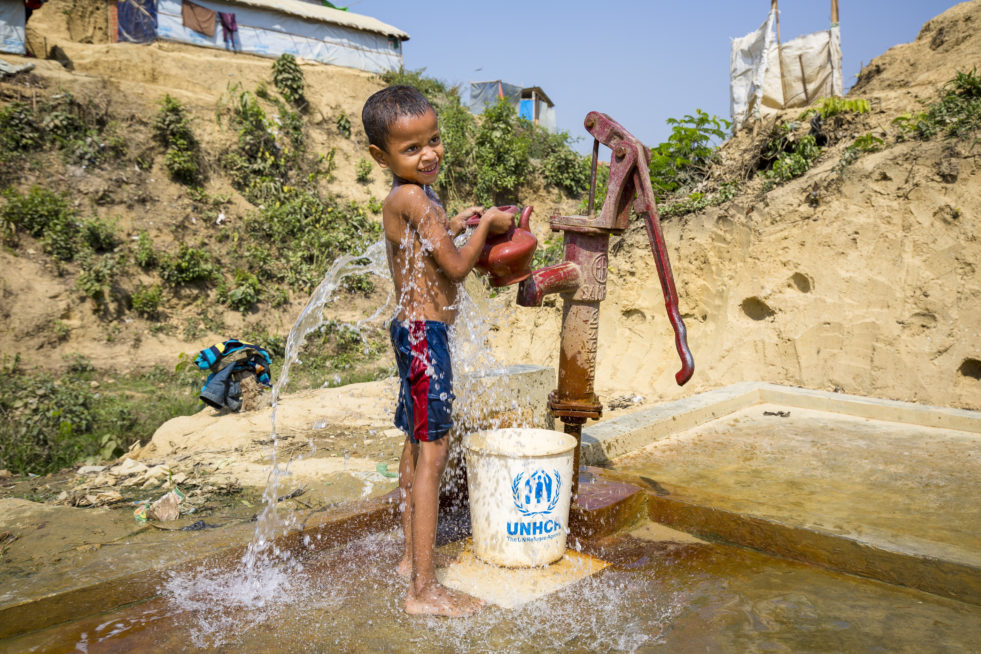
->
[11,524,981,653]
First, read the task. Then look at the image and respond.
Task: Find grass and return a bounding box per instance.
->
[0,356,202,475]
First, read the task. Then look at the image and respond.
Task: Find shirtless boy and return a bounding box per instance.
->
[362,85,513,616]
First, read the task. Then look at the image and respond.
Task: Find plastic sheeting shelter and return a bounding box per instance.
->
[116,0,408,73]
[470,80,557,131]
[0,1,26,54]
[117,0,157,44]
[730,0,843,130]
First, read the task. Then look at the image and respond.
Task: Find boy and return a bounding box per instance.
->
[362,85,513,616]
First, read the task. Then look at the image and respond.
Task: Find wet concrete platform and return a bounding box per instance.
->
[593,383,981,604]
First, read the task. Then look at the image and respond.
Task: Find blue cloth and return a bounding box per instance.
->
[117,0,157,44]
[194,339,273,411]
[199,362,242,411]
[389,320,454,443]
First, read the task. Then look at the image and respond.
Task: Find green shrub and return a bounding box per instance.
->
[380,68,457,107]
[134,231,158,268]
[1,185,72,238]
[434,99,478,201]
[218,269,261,311]
[131,283,163,318]
[272,54,305,107]
[474,99,530,205]
[0,357,200,475]
[342,272,375,296]
[336,111,352,138]
[540,132,591,197]
[894,68,981,141]
[159,244,215,285]
[76,252,122,307]
[154,95,203,185]
[221,88,294,200]
[241,189,381,291]
[759,123,822,184]
[0,102,43,153]
[355,157,373,183]
[0,357,97,475]
[81,216,120,252]
[1,186,83,260]
[649,109,730,199]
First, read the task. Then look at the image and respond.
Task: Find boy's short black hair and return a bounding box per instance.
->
[361,85,435,151]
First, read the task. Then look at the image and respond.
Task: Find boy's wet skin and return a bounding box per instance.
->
[365,89,512,617]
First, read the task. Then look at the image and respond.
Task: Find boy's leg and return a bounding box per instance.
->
[405,438,484,617]
[397,437,417,577]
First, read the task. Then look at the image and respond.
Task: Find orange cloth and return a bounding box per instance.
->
[181,0,216,38]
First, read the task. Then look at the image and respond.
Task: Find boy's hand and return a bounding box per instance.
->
[450,206,482,236]
[480,207,515,235]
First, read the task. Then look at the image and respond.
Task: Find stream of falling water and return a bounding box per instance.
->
[158,204,525,646]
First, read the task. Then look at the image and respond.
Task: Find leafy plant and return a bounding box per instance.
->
[649,109,730,199]
[159,244,215,286]
[131,283,163,318]
[894,67,981,141]
[336,111,352,138]
[153,95,203,185]
[272,54,305,107]
[540,131,591,197]
[134,230,157,268]
[759,122,822,184]
[474,99,530,205]
[81,216,120,252]
[76,252,122,309]
[660,181,741,218]
[799,97,870,121]
[355,157,373,183]
[434,99,478,200]
[218,269,261,311]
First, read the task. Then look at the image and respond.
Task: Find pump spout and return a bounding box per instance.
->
[516,260,581,307]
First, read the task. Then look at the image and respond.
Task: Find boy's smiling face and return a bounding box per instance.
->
[369,108,443,186]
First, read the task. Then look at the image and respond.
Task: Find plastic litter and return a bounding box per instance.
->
[133,486,186,522]
[375,462,398,478]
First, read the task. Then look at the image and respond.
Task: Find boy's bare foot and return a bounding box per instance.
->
[397,551,456,578]
[405,583,485,617]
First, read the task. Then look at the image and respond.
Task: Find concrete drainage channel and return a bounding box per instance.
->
[2,381,978,643]
[581,381,981,605]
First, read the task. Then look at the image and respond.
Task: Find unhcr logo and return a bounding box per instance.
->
[511,469,562,516]
[506,469,563,542]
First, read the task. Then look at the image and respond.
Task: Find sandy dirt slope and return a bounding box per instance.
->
[492,0,981,410]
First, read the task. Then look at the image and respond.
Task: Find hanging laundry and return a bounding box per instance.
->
[217,11,238,52]
[181,0,216,38]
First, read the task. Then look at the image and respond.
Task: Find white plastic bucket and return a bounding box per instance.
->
[464,428,576,567]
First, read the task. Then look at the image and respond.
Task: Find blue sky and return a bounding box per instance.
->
[355,1,962,153]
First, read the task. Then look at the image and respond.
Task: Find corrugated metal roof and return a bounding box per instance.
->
[225,0,410,40]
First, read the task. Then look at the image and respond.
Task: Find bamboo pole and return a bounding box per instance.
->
[831,0,839,24]
[772,0,790,110]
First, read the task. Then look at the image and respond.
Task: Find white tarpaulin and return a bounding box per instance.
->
[730,10,843,129]
[729,9,776,131]
[0,1,26,55]
[156,0,405,73]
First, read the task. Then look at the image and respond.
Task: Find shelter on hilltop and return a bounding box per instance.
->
[470,80,557,131]
[730,0,844,129]
[63,0,408,73]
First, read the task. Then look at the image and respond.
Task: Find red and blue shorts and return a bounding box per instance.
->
[390,320,454,443]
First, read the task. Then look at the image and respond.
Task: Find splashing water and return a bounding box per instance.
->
[160,190,532,645]
[161,239,393,644]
